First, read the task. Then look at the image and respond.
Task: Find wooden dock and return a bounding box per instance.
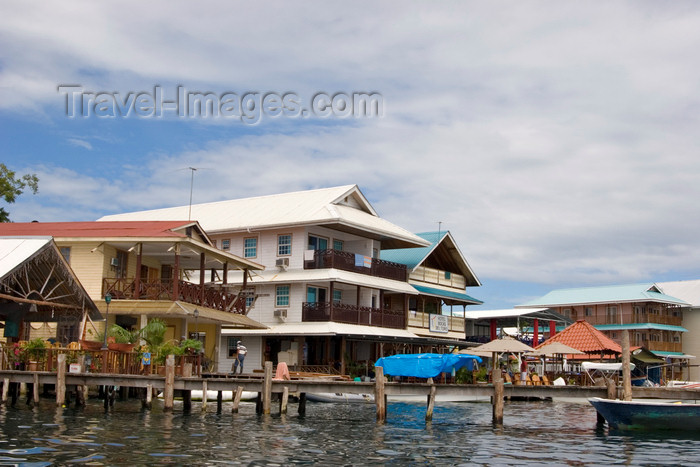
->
[2,358,699,425]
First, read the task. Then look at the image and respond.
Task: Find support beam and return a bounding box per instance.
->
[426,384,436,421]
[201,380,208,412]
[280,386,289,414]
[262,361,272,414]
[134,244,142,300]
[232,386,243,413]
[163,355,175,412]
[199,252,206,304]
[375,366,386,423]
[533,319,539,347]
[298,393,306,416]
[56,354,66,406]
[622,330,632,401]
[172,246,180,300]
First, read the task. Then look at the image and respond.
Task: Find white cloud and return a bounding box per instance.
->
[66,138,93,150]
[5,1,700,294]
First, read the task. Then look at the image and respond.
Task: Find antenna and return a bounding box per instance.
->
[437,221,442,239]
[188,167,197,220]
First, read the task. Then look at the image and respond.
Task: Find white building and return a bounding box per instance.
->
[100,185,483,375]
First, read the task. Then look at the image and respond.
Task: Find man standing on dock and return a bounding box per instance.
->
[232,341,247,374]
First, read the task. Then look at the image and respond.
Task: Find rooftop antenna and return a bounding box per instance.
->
[188,167,197,220]
[437,221,442,239]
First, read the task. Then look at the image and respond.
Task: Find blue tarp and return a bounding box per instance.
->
[374,353,482,378]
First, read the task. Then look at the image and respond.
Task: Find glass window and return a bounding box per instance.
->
[276,285,290,307]
[222,239,230,250]
[244,237,257,258]
[333,239,343,251]
[59,246,71,264]
[308,235,328,250]
[333,289,342,304]
[278,235,292,256]
[227,336,240,357]
[245,296,255,308]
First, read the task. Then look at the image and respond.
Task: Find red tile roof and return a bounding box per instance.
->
[0,221,194,238]
[537,320,622,354]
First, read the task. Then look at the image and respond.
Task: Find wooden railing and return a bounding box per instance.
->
[410,266,467,289]
[304,249,407,282]
[408,311,465,333]
[103,278,247,314]
[302,301,406,329]
[0,345,202,376]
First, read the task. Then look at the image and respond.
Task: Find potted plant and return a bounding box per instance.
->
[107,324,139,352]
[22,338,47,371]
[179,338,203,355]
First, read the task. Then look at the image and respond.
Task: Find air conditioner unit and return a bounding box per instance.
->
[110,257,119,267]
[274,309,287,318]
[275,258,289,269]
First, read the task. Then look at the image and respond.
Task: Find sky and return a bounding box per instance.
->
[2,1,700,310]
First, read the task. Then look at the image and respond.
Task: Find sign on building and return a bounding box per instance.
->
[429,314,449,333]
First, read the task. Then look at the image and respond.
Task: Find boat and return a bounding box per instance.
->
[589,397,700,431]
[306,392,374,403]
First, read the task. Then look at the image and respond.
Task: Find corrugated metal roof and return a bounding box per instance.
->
[411,284,482,304]
[595,323,688,332]
[517,283,689,307]
[656,279,700,307]
[0,221,195,238]
[221,322,421,339]
[99,185,430,248]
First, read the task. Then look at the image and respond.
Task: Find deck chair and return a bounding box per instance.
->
[526,374,534,385]
[504,373,513,385]
[531,374,542,386]
[541,375,552,386]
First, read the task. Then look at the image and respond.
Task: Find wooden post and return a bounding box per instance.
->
[375,366,386,423]
[201,380,208,412]
[426,384,436,421]
[2,377,9,403]
[262,361,272,414]
[33,373,40,405]
[621,330,632,401]
[56,353,66,406]
[76,355,87,407]
[232,386,243,413]
[134,244,142,299]
[606,378,617,400]
[280,386,289,414]
[183,389,192,412]
[163,354,175,412]
[298,393,306,416]
[493,376,504,425]
[217,391,223,413]
[143,384,153,409]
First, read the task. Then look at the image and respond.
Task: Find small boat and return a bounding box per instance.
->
[158,390,258,401]
[306,392,374,403]
[589,397,700,431]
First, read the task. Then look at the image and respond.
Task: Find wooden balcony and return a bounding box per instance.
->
[301,301,406,329]
[583,313,683,327]
[304,249,407,282]
[408,311,465,334]
[410,266,467,289]
[102,278,247,314]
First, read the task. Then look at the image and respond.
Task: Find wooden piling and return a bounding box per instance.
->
[262,361,272,414]
[183,389,192,412]
[621,330,632,401]
[375,366,386,423]
[492,374,504,425]
[56,354,66,406]
[217,391,223,413]
[2,377,9,403]
[298,393,306,416]
[280,386,289,414]
[232,386,243,413]
[201,380,208,412]
[33,373,40,405]
[143,384,152,409]
[606,378,617,400]
[76,355,86,407]
[163,354,175,412]
[426,384,436,421]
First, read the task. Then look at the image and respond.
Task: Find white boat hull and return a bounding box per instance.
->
[306,392,374,403]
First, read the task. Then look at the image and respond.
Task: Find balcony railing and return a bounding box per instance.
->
[103,278,247,314]
[304,249,407,282]
[302,301,406,329]
[581,313,683,327]
[408,311,465,333]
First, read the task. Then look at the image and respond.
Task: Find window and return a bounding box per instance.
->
[606,306,618,323]
[333,239,344,251]
[276,285,290,307]
[244,237,257,258]
[212,239,217,248]
[584,307,593,317]
[333,289,342,304]
[59,246,71,264]
[227,336,241,357]
[562,308,571,319]
[308,235,328,250]
[116,250,128,278]
[222,239,230,250]
[307,286,327,303]
[245,296,255,308]
[444,271,451,280]
[278,234,292,256]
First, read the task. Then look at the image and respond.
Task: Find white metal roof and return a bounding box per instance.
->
[221,321,421,339]
[0,237,52,279]
[656,280,700,307]
[98,185,429,249]
[464,308,550,320]
[222,268,419,295]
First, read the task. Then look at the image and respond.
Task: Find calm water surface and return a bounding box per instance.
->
[0,396,699,465]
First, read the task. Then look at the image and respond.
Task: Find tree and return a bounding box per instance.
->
[0,163,39,222]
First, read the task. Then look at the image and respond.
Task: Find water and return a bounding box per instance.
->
[1,397,699,465]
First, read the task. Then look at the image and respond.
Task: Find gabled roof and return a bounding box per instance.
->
[0,237,100,320]
[381,231,480,286]
[411,284,483,305]
[98,185,430,249]
[538,320,622,355]
[656,279,700,307]
[517,283,689,308]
